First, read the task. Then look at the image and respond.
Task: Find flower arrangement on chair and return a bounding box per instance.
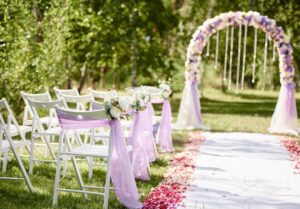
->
[128,88,151,111]
[103,96,130,119]
[159,80,172,100]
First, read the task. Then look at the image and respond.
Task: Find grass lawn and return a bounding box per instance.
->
[173,88,300,134]
[1,88,300,208]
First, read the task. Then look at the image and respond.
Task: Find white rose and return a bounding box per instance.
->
[118,97,130,111]
[110,106,121,118]
[130,96,138,106]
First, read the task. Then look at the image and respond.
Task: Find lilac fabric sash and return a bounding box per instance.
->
[56,108,142,209]
[284,83,297,118]
[56,108,111,129]
[141,103,157,162]
[191,80,203,124]
[130,111,150,180]
[156,100,173,152]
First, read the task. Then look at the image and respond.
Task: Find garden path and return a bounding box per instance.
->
[178,132,300,209]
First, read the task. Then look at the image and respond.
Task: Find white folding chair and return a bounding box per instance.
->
[27,99,68,174]
[53,107,119,209]
[89,89,131,131]
[0,98,34,192]
[88,88,118,102]
[90,99,132,141]
[144,86,164,124]
[60,94,92,111]
[54,87,79,99]
[21,91,58,127]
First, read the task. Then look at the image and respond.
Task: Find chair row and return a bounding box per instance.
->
[0,86,164,209]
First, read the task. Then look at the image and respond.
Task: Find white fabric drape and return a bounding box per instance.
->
[175,81,209,130]
[269,83,299,135]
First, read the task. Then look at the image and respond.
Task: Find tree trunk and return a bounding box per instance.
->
[131,30,137,87]
[99,67,105,89]
[78,63,86,93]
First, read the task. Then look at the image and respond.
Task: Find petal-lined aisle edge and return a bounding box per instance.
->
[143,131,205,209]
[281,137,300,174]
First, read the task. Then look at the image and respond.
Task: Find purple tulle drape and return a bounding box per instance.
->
[110,120,143,209]
[270,82,298,134]
[283,83,298,119]
[130,111,150,180]
[55,108,142,209]
[148,103,155,117]
[191,80,203,124]
[156,100,173,152]
[141,103,157,162]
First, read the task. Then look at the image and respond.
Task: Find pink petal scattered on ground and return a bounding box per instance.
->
[143,131,205,209]
[281,137,300,174]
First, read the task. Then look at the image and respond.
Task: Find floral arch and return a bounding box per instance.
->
[176,11,298,135]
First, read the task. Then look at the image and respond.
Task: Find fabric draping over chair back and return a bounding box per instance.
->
[55,107,142,209]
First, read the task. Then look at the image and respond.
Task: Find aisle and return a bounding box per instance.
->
[178,132,300,209]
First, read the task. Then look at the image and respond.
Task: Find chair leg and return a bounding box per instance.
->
[88,157,93,180]
[2,152,8,173]
[29,134,35,175]
[103,158,111,209]
[71,156,88,199]
[7,137,34,192]
[83,133,89,144]
[42,135,55,159]
[53,131,64,206]
[52,155,62,206]
[74,132,83,146]
[65,137,88,199]
[103,133,113,209]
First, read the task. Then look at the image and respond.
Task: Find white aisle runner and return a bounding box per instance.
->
[178,132,300,209]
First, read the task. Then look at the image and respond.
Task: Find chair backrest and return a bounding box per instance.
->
[0,98,27,143]
[149,92,163,104]
[55,106,111,130]
[21,91,53,126]
[27,99,65,130]
[54,87,79,99]
[88,88,118,101]
[143,86,163,104]
[144,86,161,94]
[90,100,105,111]
[60,94,92,111]
[129,86,163,104]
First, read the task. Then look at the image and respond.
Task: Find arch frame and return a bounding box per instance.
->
[176,11,298,135]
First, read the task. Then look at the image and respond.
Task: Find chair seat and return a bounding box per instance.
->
[0,140,29,153]
[24,117,59,126]
[7,125,32,137]
[43,127,89,135]
[62,144,133,158]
